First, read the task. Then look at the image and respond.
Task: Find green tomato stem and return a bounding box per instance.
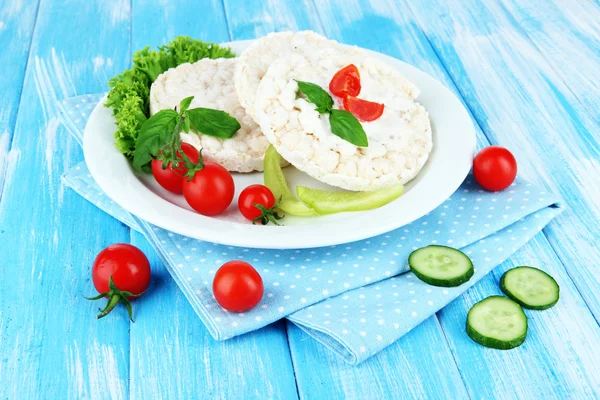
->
[85,276,142,322]
[97,293,122,320]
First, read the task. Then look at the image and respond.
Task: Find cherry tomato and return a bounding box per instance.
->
[238,184,276,221]
[473,146,517,191]
[329,64,361,98]
[183,162,235,216]
[151,143,200,194]
[343,95,385,122]
[87,243,151,321]
[213,261,263,312]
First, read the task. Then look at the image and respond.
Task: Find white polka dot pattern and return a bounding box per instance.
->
[58,93,103,145]
[60,94,563,364]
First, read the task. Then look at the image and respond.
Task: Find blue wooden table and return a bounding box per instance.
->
[1,0,600,398]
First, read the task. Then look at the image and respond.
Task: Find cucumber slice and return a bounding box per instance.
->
[296,184,404,215]
[263,145,315,216]
[408,245,474,287]
[467,296,527,350]
[500,266,559,310]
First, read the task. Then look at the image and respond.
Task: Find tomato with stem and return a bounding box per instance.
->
[151,142,200,194]
[182,153,235,216]
[85,243,151,322]
[238,184,283,225]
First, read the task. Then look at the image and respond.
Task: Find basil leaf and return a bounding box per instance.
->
[132,109,179,171]
[296,81,334,114]
[329,109,369,147]
[182,117,191,133]
[179,96,194,114]
[186,108,241,139]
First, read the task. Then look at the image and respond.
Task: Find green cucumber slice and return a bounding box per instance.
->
[295,184,403,215]
[500,266,559,310]
[408,245,474,287]
[263,145,315,216]
[466,296,527,350]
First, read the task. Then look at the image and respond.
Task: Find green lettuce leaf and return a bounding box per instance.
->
[114,94,147,158]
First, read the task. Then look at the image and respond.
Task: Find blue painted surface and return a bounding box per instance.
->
[0,0,599,398]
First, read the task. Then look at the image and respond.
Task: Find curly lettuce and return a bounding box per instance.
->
[106,37,235,159]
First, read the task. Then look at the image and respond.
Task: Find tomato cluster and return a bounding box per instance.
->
[329,64,384,122]
[152,144,235,215]
[152,146,280,225]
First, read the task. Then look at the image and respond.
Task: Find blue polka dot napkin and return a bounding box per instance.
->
[59,94,563,364]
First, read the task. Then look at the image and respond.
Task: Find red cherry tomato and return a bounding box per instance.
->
[343,95,385,122]
[151,143,200,194]
[88,243,151,321]
[329,64,361,98]
[183,162,235,216]
[213,261,263,312]
[473,146,517,191]
[238,184,276,221]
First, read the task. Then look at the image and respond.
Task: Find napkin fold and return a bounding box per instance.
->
[59,94,563,364]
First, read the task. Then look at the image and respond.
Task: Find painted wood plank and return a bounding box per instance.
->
[393,0,600,396]
[497,0,600,319]
[0,0,132,398]
[295,0,600,397]
[499,0,600,126]
[0,0,39,196]
[438,233,600,399]
[220,1,471,398]
[128,1,298,398]
[288,319,468,400]
[405,0,600,324]
[222,0,325,39]
[0,1,590,397]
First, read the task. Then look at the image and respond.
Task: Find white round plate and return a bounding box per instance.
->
[84,39,476,249]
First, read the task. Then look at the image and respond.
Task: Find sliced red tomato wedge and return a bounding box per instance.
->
[343,95,385,122]
[329,64,361,98]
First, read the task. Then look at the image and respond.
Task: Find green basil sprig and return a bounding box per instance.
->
[296,80,368,147]
[296,81,334,114]
[132,109,179,172]
[132,96,240,171]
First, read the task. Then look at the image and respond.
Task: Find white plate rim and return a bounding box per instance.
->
[84,39,476,249]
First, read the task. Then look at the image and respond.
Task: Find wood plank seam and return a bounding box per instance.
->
[0,0,42,200]
[284,321,304,400]
[306,0,328,36]
[303,1,472,393]
[126,2,299,397]
[400,0,593,327]
[215,1,325,394]
[126,2,134,399]
[537,236,600,327]
[491,0,600,328]
[432,316,474,400]
[128,0,133,66]
[1,0,133,396]
[405,0,600,332]
[393,0,600,396]
[277,1,326,393]
[219,0,234,41]
[496,0,600,132]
